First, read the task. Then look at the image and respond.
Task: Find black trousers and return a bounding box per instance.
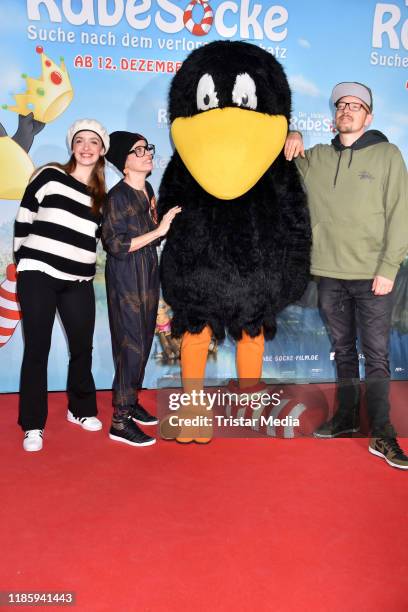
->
[105,273,159,413]
[318,277,394,435]
[17,271,97,431]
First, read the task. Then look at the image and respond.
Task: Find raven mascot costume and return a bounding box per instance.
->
[158,41,311,442]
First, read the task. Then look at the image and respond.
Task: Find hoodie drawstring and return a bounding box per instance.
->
[331,129,389,188]
[333,150,342,187]
[333,148,355,187]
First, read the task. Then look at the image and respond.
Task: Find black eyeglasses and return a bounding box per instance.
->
[335,101,369,112]
[128,144,155,157]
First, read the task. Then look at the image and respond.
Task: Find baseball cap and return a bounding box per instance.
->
[331,82,373,111]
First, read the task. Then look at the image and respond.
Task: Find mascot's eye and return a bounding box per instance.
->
[232,73,257,109]
[196,74,219,111]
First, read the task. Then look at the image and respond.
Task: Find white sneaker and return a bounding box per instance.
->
[23,429,44,452]
[67,410,102,431]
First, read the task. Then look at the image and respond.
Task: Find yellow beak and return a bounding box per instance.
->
[171,107,288,200]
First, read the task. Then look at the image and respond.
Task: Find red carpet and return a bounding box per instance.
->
[1,385,408,611]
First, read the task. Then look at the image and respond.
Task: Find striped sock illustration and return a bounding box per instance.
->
[0,264,21,347]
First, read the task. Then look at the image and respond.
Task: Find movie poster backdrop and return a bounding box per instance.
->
[0,0,407,391]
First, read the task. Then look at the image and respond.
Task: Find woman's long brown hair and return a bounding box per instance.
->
[33,155,106,217]
[55,155,106,216]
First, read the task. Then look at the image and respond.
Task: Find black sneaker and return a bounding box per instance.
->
[314,412,360,438]
[109,418,156,447]
[369,437,408,470]
[129,404,159,426]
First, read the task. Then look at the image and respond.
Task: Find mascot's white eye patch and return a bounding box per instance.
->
[196,73,219,111]
[232,73,257,110]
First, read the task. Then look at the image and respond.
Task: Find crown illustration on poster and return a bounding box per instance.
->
[2,46,73,123]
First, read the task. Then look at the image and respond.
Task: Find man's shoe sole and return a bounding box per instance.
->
[131,417,159,426]
[368,446,408,470]
[314,427,360,438]
[108,433,156,447]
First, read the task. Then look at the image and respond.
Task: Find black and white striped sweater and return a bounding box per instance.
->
[14,166,101,281]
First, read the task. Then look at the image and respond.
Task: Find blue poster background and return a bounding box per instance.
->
[1,0,407,391]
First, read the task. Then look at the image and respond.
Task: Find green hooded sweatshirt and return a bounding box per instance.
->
[295,130,408,281]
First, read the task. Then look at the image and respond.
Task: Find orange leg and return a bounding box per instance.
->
[161,327,213,443]
[236,331,265,388]
[181,325,213,393]
[175,326,213,443]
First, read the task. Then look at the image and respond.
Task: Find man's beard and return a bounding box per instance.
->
[336,117,354,133]
[336,124,354,133]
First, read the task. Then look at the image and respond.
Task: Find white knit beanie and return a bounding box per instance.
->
[67,119,110,153]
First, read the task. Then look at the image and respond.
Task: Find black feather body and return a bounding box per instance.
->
[158,40,311,341]
[158,152,311,341]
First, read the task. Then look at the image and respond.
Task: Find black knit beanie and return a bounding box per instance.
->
[106,131,146,173]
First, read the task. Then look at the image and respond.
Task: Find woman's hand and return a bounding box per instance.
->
[128,206,181,252]
[157,206,182,237]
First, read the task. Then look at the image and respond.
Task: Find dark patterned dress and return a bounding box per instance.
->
[102,180,159,411]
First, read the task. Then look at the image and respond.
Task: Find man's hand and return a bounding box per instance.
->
[372,275,394,295]
[284,131,305,161]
